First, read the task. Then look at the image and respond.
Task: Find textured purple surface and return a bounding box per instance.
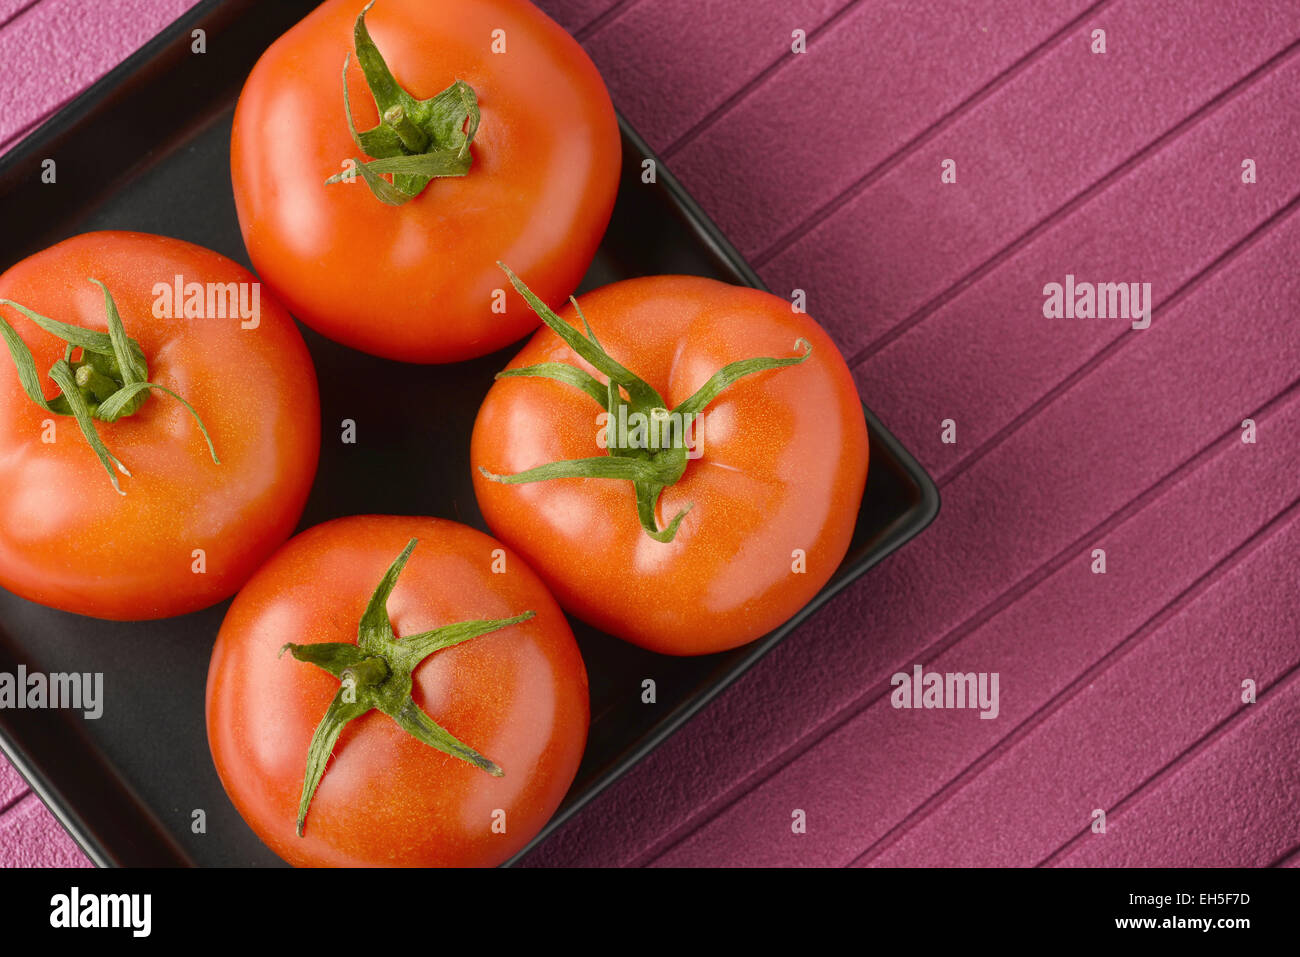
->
[1,0,1298,868]
[0,0,194,151]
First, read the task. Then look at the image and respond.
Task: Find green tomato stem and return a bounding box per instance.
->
[283,538,530,838]
[481,264,813,542]
[326,1,481,206]
[75,364,119,404]
[0,279,219,494]
[381,103,429,153]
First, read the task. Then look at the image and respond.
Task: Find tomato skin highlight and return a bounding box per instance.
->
[206,515,589,868]
[230,0,621,363]
[471,276,870,656]
[0,231,320,621]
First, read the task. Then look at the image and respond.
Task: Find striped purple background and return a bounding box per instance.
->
[1,0,1297,867]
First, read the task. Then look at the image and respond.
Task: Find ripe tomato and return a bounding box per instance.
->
[0,231,319,620]
[230,0,620,363]
[206,515,589,868]
[471,272,870,656]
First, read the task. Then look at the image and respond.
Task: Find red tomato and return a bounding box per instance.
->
[206,515,589,868]
[471,274,869,656]
[0,231,319,620]
[231,0,621,363]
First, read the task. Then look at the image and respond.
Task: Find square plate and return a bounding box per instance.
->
[0,0,939,866]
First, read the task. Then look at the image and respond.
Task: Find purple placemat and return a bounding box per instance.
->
[2,0,1298,869]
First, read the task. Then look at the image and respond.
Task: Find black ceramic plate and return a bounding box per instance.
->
[0,0,939,867]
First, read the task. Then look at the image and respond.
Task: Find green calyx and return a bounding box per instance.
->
[0,279,219,495]
[323,0,480,206]
[478,265,813,542]
[281,538,533,838]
